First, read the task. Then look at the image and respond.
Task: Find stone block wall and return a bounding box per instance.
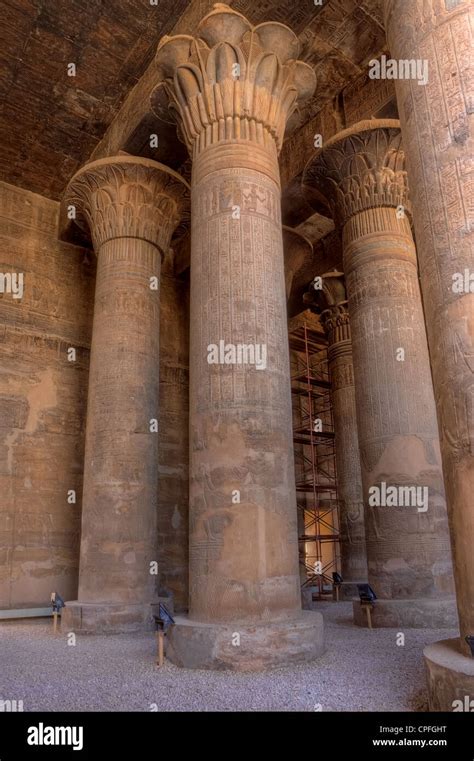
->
[0,181,94,608]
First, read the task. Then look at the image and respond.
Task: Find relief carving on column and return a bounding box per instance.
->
[153,3,316,156]
[385,0,469,41]
[64,155,190,253]
[302,119,412,229]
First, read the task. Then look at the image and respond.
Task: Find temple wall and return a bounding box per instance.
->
[0,181,94,609]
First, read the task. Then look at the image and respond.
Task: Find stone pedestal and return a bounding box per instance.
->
[384,0,474,691]
[166,611,324,671]
[61,156,189,633]
[303,121,455,628]
[61,601,155,635]
[305,273,367,586]
[155,4,324,668]
[424,639,474,712]
[353,598,458,630]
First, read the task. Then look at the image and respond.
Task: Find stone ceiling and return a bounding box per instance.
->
[0,0,189,197]
[0,0,385,200]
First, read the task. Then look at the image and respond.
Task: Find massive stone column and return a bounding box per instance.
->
[384,0,474,705]
[61,155,189,633]
[154,4,324,669]
[304,273,367,594]
[303,120,456,628]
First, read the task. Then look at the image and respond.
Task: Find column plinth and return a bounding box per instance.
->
[384,0,474,704]
[154,3,324,668]
[61,156,189,633]
[303,121,456,628]
[305,273,367,596]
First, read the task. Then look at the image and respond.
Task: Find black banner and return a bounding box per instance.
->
[0,711,472,759]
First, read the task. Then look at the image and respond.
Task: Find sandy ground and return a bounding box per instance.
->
[0,602,458,712]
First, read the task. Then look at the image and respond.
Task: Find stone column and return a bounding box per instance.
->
[154,4,324,669]
[61,155,189,633]
[384,0,474,704]
[304,273,367,595]
[303,120,456,628]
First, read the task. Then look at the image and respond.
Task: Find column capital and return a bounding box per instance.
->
[304,271,351,346]
[153,3,316,156]
[302,119,412,229]
[64,155,190,252]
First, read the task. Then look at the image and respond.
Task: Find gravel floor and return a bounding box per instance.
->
[0,602,458,712]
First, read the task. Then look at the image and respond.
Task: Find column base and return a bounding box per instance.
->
[424,638,474,711]
[61,601,156,634]
[166,611,325,671]
[352,598,458,628]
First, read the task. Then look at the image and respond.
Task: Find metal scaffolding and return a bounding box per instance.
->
[289,320,341,599]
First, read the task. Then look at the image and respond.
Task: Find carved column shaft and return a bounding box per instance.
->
[155,5,317,627]
[63,156,189,631]
[81,236,161,606]
[306,275,367,585]
[384,0,474,655]
[344,207,453,600]
[303,122,455,627]
[323,305,367,583]
[189,145,301,621]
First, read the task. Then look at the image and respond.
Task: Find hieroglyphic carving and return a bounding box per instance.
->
[343,72,396,125]
[384,0,474,651]
[193,172,281,224]
[330,358,355,391]
[191,166,287,415]
[279,100,343,189]
[232,0,319,34]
